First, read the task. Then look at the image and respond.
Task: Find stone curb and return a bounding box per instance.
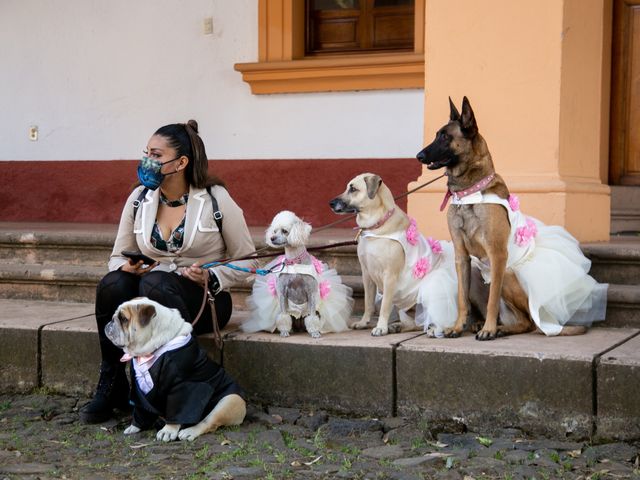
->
[1,299,639,441]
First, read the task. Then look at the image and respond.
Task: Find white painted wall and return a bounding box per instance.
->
[0,0,424,161]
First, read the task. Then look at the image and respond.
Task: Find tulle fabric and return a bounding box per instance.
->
[361,229,458,336]
[244,256,353,334]
[414,241,458,336]
[471,194,608,336]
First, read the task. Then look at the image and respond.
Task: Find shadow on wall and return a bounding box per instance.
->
[1,159,422,227]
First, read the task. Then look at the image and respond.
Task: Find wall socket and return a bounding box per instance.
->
[29,125,38,141]
[203,17,213,35]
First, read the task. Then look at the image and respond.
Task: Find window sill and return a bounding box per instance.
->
[234,52,424,94]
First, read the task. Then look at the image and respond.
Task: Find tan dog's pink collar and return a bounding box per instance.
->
[364,208,396,230]
[440,173,495,211]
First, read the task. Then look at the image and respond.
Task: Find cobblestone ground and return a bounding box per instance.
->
[0,393,638,480]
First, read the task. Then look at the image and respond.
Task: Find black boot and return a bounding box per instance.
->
[79,362,130,424]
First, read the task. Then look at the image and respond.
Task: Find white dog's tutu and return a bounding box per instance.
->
[361,219,459,336]
[461,193,608,335]
[244,255,353,334]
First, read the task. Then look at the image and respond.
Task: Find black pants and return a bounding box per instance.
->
[95,270,232,364]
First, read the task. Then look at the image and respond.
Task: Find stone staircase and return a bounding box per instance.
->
[1,222,638,327]
[1,222,639,441]
[0,222,364,310]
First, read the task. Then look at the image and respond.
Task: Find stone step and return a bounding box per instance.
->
[0,223,363,275]
[1,298,638,441]
[610,186,640,235]
[0,262,636,328]
[582,237,640,286]
[0,222,115,267]
[6,223,640,285]
[0,263,365,311]
[5,223,640,285]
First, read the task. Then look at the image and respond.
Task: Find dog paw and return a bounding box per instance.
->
[309,331,321,338]
[279,330,290,337]
[178,426,202,442]
[387,322,402,334]
[156,425,180,442]
[123,425,141,435]
[475,329,497,341]
[443,328,461,338]
[371,326,388,336]
[352,322,368,330]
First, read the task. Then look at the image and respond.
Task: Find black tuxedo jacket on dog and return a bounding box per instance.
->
[129,337,244,429]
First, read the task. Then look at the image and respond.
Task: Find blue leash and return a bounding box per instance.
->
[200,260,285,276]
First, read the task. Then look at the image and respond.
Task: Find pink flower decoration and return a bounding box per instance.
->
[412,257,431,279]
[406,218,419,246]
[427,237,442,254]
[508,194,520,212]
[515,218,538,247]
[319,280,331,300]
[267,274,277,297]
[311,256,324,274]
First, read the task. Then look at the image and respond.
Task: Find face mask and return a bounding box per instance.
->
[137,156,181,190]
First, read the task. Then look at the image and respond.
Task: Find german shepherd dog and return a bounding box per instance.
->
[416,97,586,340]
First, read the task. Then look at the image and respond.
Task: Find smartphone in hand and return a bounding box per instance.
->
[121,250,157,266]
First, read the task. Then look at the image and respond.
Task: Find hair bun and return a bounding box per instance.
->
[186,119,199,134]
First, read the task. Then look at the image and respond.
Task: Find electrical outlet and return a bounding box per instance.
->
[203,17,213,35]
[29,125,38,141]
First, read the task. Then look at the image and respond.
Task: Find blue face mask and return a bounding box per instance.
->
[137,155,181,190]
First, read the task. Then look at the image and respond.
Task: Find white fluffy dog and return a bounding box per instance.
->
[244,211,353,337]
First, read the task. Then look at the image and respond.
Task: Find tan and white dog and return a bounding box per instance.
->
[105,297,246,442]
[330,174,458,336]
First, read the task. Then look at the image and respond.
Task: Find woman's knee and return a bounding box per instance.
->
[96,270,139,303]
[139,271,180,300]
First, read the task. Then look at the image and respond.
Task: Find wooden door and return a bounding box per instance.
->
[610,0,640,185]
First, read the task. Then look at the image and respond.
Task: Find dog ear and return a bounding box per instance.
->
[460,96,478,137]
[288,218,312,246]
[449,97,461,121]
[137,304,156,328]
[364,174,382,199]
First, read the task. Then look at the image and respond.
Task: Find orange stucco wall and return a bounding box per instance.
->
[409,0,611,242]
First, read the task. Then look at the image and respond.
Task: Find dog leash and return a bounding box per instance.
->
[191,173,447,343]
[203,173,448,270]
[191,274,223,350]
[310,173,447,234]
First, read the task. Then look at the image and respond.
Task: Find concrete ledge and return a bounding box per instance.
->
[396,328,639,439]
[41,316,101,395]
[2,297,640,441]
[0,300,93,392]
[596,333,640,441]
[223,329,422,417]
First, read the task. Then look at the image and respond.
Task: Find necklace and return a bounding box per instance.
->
[160,192,189,207]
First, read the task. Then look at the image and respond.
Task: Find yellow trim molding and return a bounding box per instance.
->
[235,0,425,94]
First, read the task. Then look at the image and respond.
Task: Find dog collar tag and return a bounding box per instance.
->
[169,262,177,271]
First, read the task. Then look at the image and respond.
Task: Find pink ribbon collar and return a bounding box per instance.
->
[364,208,396,231]
[440,173,495,211]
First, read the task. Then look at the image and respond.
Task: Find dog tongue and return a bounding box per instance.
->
[120,353,133,362]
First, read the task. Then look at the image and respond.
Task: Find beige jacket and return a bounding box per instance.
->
[109,185,257,291]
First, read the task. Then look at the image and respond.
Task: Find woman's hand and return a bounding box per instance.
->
[121,259,158,276]
[181,263,208,287]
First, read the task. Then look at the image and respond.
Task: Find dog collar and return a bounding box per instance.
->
[284,250,310,265]
[440,173,495,211]
[364,208,396,230]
